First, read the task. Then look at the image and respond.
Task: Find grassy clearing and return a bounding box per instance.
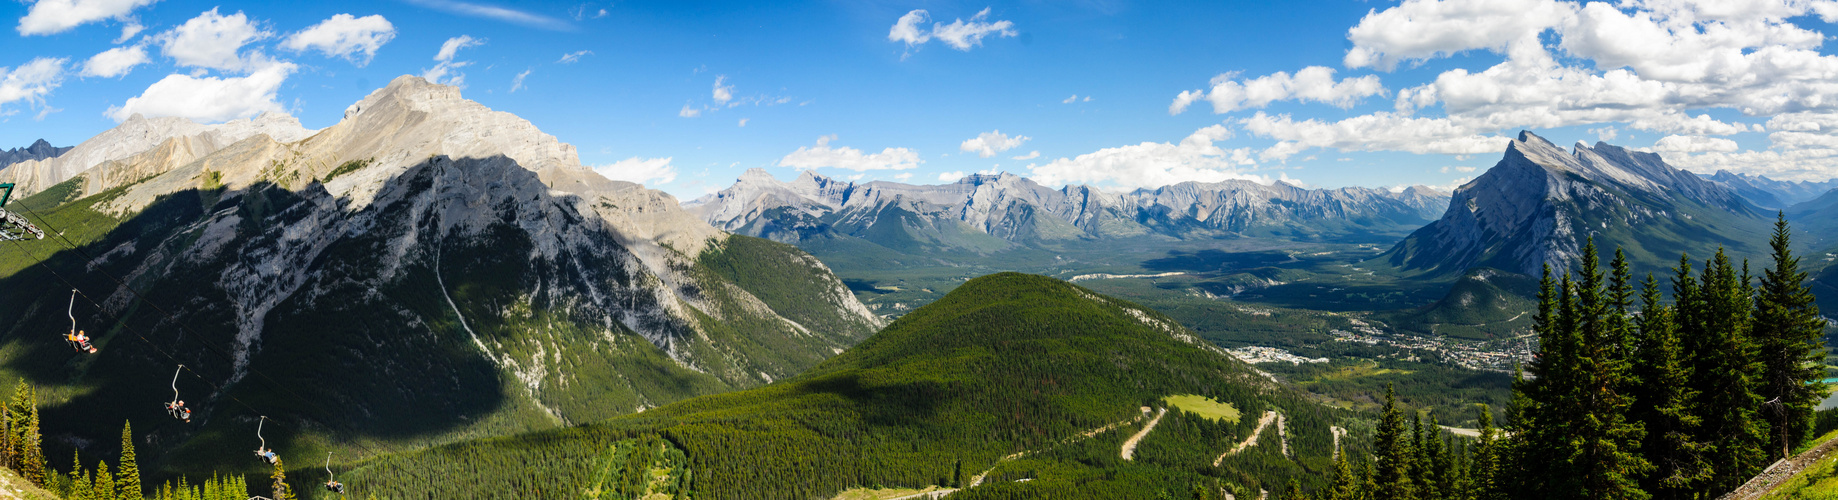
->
[829,486,949,499]
[1164,394,1241,424]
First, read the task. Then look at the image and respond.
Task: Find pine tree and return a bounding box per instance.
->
[8,382,45,487]
[1753,214,1828,460]
[1630,272,1710,500]
[118,421,141,500]
[271,457,295,500]
[1691,249,1767,495]
[1566,243,1649,500]
[1470,404,1501,500]
[1285,477,1306,500]
[65,450,86,500]
[1326,452,1361,500]
[92,460,114,500]
[1374,384,1417,500]
[1411,414,1435,497]
[1510,264,1575,498]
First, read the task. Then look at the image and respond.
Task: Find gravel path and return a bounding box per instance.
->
[1120,407,1168,460]
[1720,434,1838,500]
[1216,410,1280,466]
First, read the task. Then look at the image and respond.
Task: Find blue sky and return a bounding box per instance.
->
[5,0,1838,199]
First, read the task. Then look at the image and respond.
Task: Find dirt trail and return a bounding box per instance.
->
[1276,412,1290,458]
[1215,410,1279,466]
[1121,407,1168,460]
[967,410,1154,488]
[885,489,956,500]
[1720,434,1838,500]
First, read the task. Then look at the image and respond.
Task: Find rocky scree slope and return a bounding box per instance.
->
[0,75,881,476]
[685,168,1449,253]
[1383,131,1772,279]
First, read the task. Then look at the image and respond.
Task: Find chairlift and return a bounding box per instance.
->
[0,183,45,242]
[64,290,95,354]
[164,365,190,422]
[254,416,278,464]
[323,451,344,493]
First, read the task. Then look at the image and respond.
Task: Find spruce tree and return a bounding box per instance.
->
[1411,414,1434,497]
[1753,214,1828,460]
[1326,452,1361,500]
[92,460,114,500]
[1691,249,1767,495]
[271,457,295,500]
[1374,384,1417,500]
[118,421,140,500]
[1508,265,1563,498]
[1630,273,1710,500]
[1567,243,1649,500]
[9,383,44,487]
[1470,404,1501,500]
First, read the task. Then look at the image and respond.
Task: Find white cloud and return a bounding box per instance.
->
[933,8,1016,50]
[1063,94,1078,104]
[939,171,965,181]
[510,68,530,93]
[1439,165,1477,173]
[1589,126,1618,142]
[106,61,295,123]
[778,135,923,171]
[960,130,1029,158]
[893,172,914,182]
[0,57,67,113]
[114,22,142,43]
[1343,0,1578,70]
[593,157,677,185]
[17,0,158,36]
[1011,150,1039,160]
[712,75,733,103]
[401,0,571,31]
[1171,66,1386,115]
[1240,112,1510,159]
[281,13,396,67]
[887,7,1016,52]
[80,45,148,78]
[557,50,592,63]
[159,8,271,73]
[738,118,748,127]
[422,35,483,87]
[1651,135,1740,153]
[1028,124,1279,190]
[678,104,700,118]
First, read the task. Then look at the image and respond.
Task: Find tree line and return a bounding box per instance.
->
[1310,216,1829,500]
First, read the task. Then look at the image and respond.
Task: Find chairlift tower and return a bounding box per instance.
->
[0,183,45,242]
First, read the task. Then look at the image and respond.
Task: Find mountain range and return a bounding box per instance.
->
[1703,170,1838,210]
[0,139,71,169]
[686,168,1450,254]
[0,76,880,476]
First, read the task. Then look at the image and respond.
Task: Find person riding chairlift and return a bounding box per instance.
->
[323,480,344,493]
[256,447,278,464]
[165,400,191,422]
[66,329,95,353]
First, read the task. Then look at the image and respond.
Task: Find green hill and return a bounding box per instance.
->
[335,273,1352,499]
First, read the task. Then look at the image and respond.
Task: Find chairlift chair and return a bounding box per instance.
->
[324,451,344,493]
[254,416,278,464]
[0,183,45,242]
[64,290,95,353]
[165,365,190,422]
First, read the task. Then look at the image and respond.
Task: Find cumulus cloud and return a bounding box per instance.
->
[114,22,142,43]
[1343,0,1578,70]
[281,13,396,66]
[712,75,733,104]
[960,130,1029,158]
[593,157,677,185]
[1651,135,1740,153]
[0,57,66,114]
[1011,150,1040,160]
[778,135,923,171]
[422,35,483,87]
[678,104,700,118]
[80,45,147,78]
[1240,112,1510,159]
[106,61,295,123]
[888,7,1016,52]
[17,0,158,36]
[738,118,748,127]
[158,8,272,73]
[939,171,965,181]
[1170,66,1386,115]
[557,50,592,63]
[1027,125,1280,190]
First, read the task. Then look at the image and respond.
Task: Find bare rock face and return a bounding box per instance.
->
[3,75,881,455]
[686,168,1450,250]
[0,112,313,197]
[1383,131,1770,278]
[0,139,71,169]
